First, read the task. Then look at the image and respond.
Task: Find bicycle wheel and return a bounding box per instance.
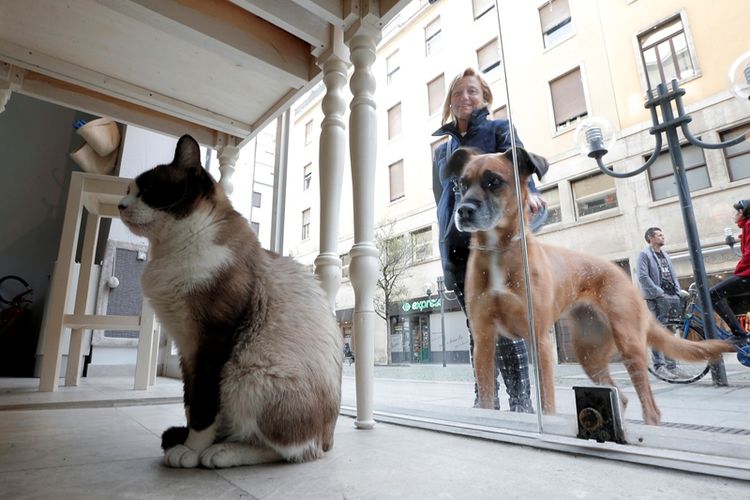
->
[648,324,711,384]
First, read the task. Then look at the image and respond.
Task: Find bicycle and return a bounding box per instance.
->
[647,283,750,383]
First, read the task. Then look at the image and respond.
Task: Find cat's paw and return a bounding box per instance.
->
[200,443,239,469]
[161,426,189,450]
[163,444,200,468]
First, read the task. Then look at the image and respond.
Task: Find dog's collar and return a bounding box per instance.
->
[469,233,522,254]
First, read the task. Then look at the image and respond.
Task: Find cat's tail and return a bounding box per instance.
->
[161,426,189,450]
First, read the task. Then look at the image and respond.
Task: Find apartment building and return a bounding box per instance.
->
[284,0,750,364]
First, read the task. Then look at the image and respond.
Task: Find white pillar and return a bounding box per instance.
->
[217,140,240,196]
[314,28,350,311]
[346,18,381,430]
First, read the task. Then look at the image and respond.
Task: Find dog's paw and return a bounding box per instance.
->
[161,426,189,450]
[200,443,238,469]
[163,444,200,468]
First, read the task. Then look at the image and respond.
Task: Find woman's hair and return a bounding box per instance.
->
[441,68,494,124]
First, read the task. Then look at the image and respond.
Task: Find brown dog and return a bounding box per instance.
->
[448,147,735,425]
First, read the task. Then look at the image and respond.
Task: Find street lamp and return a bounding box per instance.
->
[575,52,750,386]
[425,277,458,367]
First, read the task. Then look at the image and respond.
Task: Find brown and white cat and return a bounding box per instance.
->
[118,134,342,469]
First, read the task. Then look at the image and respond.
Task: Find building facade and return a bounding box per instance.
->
[284,0,750,364]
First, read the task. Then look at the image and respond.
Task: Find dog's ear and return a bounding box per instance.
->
[502,148,549,180]
[446,147,482,178]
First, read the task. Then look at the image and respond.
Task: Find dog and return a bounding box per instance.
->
[447,147,735,425]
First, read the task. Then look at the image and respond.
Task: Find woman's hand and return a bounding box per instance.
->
[527,192,547,214]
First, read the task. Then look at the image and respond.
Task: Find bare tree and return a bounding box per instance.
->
[373,219,412,364]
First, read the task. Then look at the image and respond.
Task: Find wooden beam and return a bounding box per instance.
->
[292,0,344,25]
[15,69,232,147]
[230,0,330,50]
[96,0,313,87]
[0,41,251,137]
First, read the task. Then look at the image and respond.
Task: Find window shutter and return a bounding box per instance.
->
[550,68,586,125]
[389,160,405,201]
[427,74,445,115]
[539,0,570,33]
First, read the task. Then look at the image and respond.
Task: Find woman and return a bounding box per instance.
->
[710,199,750,337]
[431,68,546,412]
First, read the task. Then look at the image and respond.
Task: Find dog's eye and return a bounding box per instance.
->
[483,175,505,191]
[459,181,469,193]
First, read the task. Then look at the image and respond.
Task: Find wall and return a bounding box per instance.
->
[0,93,87,374]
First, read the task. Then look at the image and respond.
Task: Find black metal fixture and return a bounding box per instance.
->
[575,52,750,386]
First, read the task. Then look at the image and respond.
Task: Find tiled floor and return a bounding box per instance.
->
[0,376,748,499]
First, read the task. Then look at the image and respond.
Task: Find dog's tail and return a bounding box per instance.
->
[647,318,735,362]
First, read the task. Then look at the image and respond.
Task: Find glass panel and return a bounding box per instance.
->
[541,187,561,224]
[722,126,750,181]
[425,17,442,56]
[386,50,400,85]
[282,0,750,472]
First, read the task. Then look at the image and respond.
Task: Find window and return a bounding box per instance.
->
[303,163,312,191]
[638,15,695,90]
[411,227,433,262]
[427,74,445,116]
[472,0,494,20]
[476,38,501,73]
[389,160,405,202]
[250,221,260,234]
[539,0,573,48]
[721,124,750,181]
[387,103,402,140]
[647,144,709,201]
[424,17,442,56]
[252,191,261,208]
[550,67,587,130]
[304,120,314,145]
[386,51,400,85]
[385,234,409,260]
[340,253,351,280]
[572,172,618,218]
[493,105,508,120]
[301,208,311,240]
[540,187,561,224]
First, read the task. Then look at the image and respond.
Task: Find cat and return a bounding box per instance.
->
[117,134,343,469]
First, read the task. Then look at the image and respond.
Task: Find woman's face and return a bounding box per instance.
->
[450,76,485,121]
[735,208,745,224]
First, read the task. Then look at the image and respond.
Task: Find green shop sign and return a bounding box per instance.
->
[402,297,441,313]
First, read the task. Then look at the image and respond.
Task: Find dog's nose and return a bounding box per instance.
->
[456,202,476,220]
[117,203,126,211]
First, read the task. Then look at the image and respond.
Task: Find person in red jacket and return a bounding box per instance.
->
[710,199,750,337]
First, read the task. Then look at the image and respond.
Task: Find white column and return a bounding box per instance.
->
[346,18,381,430]
[314,28,350,311]
[217,140,240,196]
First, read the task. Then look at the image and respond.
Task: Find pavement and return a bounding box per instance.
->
[0,352,748,489]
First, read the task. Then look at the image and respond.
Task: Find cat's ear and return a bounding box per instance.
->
[172,135,202,170]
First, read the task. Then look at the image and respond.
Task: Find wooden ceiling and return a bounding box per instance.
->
[0,0,410,147]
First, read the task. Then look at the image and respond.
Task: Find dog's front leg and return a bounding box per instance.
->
[472,317,497,409]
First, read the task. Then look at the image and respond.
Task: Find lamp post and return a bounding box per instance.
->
[576,52,750,386]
